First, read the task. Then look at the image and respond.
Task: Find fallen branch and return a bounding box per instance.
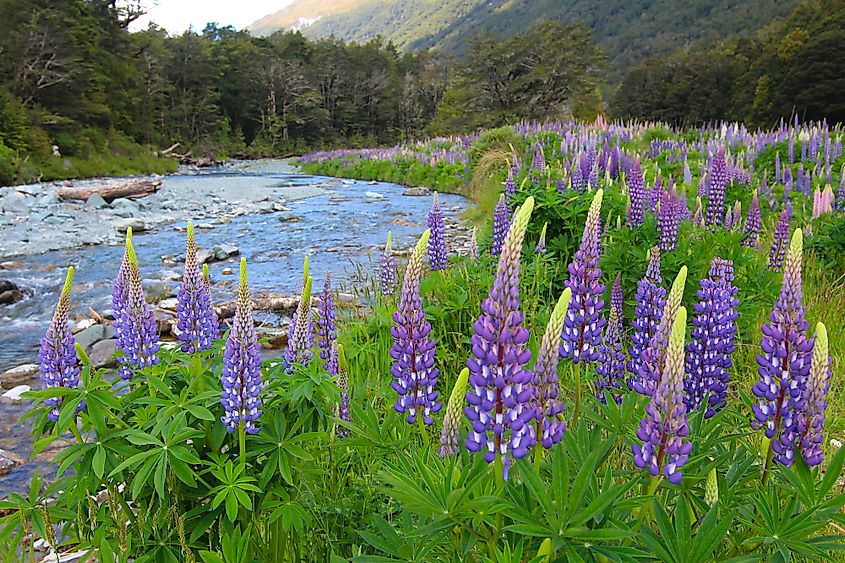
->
[57,179,162,203]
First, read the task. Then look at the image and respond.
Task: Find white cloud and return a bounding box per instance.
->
[130,0,292,34]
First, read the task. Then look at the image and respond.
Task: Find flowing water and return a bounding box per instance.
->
[0,164,467,496]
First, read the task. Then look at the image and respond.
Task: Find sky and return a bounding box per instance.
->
[130,0,293,34]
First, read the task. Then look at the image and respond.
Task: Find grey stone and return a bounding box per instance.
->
[277,211,302,223]
[0,449,25,477]
[365,191,385,199]
[1,192,29,214]
[1,385,31,402]
[1,363,39,387]
[89,339,117,369]
[0,280,18,292]
[116,218,146,233]
[84,194,108,209]
[403,187,432,197]
[74,324,105,352]
[0,289,23,305]
[143,280,174,303]
[110,198,140,210]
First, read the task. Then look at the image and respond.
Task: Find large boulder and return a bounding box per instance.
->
[74,324,106,352]
[89,339,117,369]
[84,193,108,209]
[1,192,29,214]
[0,279,23,305]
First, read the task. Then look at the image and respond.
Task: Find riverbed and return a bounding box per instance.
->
[0,160,468,496]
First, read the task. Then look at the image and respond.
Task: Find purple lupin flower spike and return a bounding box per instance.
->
[596,290,627,405]
[221,258,262,434]
[634,266,688,397]
[465,197,536,479]
[39,267,82,421]
[797,322,830,467]
[113,228,159,380]
[202,264,220,340]
[768,209,790,271]
[177,222,218,354]
[626,160,645,227]
[611,274,625,335]
[439,367,469,458]
[317,272,337,370]
[657,189,679,252]
[628,247,666,386]
[752,229,813,467]
[723,206,734,230]
[285,271,314,371]
[504,167,517,207]
[534,222,548,254]
[742,190,762,248]
[705,148,728,227]
[335,343,350,438]
[390,229,441,425]
[427,192,448,271]
[560,189,606,364]
[491,194,509,256]
[380,231,397,296]
[532,287,572,448]
[632,307,692,485]
[684,258,739,418]
[531,143,545,175]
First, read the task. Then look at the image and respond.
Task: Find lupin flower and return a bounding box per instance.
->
[202,264,220,338]
[469,227,479,262]
[39,267,82,421]
[611,274,625,334]
[465,197,536,477]
[285,271,314,371]
[684,258,739,417]
[427,192,448,271]
[732,200,742,230]
[177,222,218,353]
[596,289,627,405]
[390,229,441,425]
[742,190,762,248]
[752,229,813,466]
[628,247,666,384]
[532,288,572,448]
[534,222,548,254]
[221,258,262,434]
[657,189,679,252]
[723,205,734,230]
[797,322,830,466]
[634,266,688,397]
[705,149,728,227]
[504,167,517,206]
[439,367,470,457]
[531,143,545,175]
[491,194,509,256]
[692,196,703,225]
[335,343,350,437]
[380,231,397,296]
[112,228,159,380]
[316,272,337,370]
[632,307,692,485]
[705,468,719,506]
[560,189,606,364]
[768,208,790,271]
[626,160,645,227]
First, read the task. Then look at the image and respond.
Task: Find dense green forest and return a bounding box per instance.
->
[0,0,842,185]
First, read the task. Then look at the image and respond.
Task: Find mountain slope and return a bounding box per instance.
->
[250,0,800,78]
[249,0,377,36]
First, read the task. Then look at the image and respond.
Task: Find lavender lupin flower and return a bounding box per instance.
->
[221,258,262,434]
[797,322,830,467]
[39,267,82,421]
[611,274,624,335]
[752,229,813,466]
[632,307,692,484]
[531,143,545,175]
[177,222,218,353]
[504,167,517,206]
[634,266,688,397]
[534,222,548,254]
[626,160,645,227]
[427,192,448,271]
[532,288,572,448]
[628,247,666,385]
[560,189,606,364]
[380,231,397,296]
[657,190,679,252]
[491,194,509,257]
[317,272,337,370]
[335,343,350,437]
[705,149,728,227]
[202,264,220,339]
[113,228,159,380]
[684,258,739,418]
[439,367,470,457]
[768,209,790,271]
[465,197,536,478]
[596,290,627,405]
[285,272,314,371]
[390,229,441,425]
[742,190,762,248]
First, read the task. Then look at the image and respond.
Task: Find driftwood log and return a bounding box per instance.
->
[57,179,162,203]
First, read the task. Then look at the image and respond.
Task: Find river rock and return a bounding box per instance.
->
[116,218,146,233]
[257,327,287,349]
[2,363,39,387]
[72,318,96,333]
[84,194,108,209]
[157,297,178,311]
[222,267,234,275]
[365,191,385,199]
[0,449,25,477]
[74,324,105,352]
[402,187,431,197]
[0,288,24,305]
[89,339,117,368]
[144,280,174,303]
[1,385,31,402]
[198,244,239,264]
[1,192,29,214]
[277,211,301,223]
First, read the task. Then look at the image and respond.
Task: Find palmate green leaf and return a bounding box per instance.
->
[817,444,845,499]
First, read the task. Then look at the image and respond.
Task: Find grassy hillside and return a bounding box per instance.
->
[250,0,800,79]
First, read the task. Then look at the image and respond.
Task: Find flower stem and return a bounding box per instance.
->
[760,436,773,484]
[533,421,543,473]
[572,362,583,429]
[417,416,429,448]
[239,420,246,472]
